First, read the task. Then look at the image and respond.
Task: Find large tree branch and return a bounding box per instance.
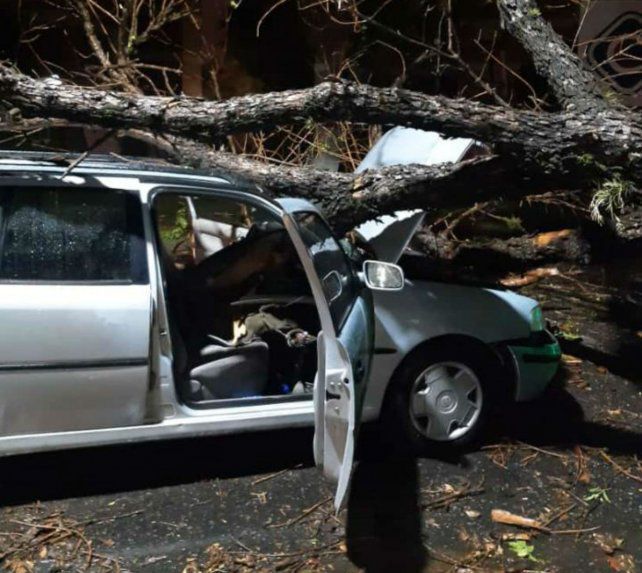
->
[172,138,507,231]
[496,0,609,111]
[1,64,641,189]
[0,63,521,141]
[171,138,600,233]
[0,116,598,235]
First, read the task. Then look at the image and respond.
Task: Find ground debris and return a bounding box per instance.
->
[267,497,333,529]
[422,480,485,510]
[500,266,560,287]
[498,532,532,542]
[0,512,122,572]
[574,445,592,484]
[592,533,624,556]
[483,440,567,470]
[598,450,642,484]
[490,509,549,532]
[182,541,339,573]
[607,553,636,573]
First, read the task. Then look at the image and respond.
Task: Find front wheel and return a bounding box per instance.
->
[384,346,497,452]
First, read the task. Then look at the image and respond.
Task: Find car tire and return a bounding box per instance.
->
[382,344,499,454]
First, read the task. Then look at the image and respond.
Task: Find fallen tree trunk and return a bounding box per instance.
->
[616,197,642,243]
[172,139,553,232]
[1,65,640,190]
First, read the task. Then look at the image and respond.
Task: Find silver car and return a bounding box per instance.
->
[0,152,560,508]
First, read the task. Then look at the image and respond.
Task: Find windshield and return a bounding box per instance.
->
[292,211,360,331]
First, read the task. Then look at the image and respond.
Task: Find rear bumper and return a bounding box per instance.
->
[504,330,561,401]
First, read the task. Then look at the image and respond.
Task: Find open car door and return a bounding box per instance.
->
[279,199,375,511]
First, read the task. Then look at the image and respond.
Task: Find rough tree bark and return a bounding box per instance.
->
[0,0,640,250]
[497,0,610,111]
[1,66,639,185]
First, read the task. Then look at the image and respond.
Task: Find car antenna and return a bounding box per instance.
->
[59,129,117,179]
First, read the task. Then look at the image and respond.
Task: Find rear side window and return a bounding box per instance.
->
[0,187,147,283]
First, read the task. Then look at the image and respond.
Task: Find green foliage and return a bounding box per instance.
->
[507,540,540,562]
[527,7,542,17]
[575,155,633,230]
[500,215,525,233]
[585,486,611,504]
[590,174,633,229]
[577,153,596,167]
[160,202,189,246]
[575,153,609,175]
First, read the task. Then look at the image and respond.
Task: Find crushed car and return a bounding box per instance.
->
[0,145,560,508]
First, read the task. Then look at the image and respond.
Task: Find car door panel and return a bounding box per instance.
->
[0,284,151,436]
[0,365,149,436]
[338,295,372,412]
[281,204,374,510]
[0,184,152,436]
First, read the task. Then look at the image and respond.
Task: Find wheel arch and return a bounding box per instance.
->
[381,334,512,411]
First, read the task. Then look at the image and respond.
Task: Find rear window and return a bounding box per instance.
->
[0,187,147,283]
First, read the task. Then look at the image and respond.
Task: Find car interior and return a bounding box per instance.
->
[153,192,320,406]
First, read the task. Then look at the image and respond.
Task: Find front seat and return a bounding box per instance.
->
[188,339,269,400]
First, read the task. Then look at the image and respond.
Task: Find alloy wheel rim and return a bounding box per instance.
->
[409,361,483,441]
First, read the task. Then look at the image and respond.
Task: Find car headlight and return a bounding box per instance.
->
[530,305,545,332]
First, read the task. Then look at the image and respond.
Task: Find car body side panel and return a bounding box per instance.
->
[361,279,536,421]
[0,284,151,435]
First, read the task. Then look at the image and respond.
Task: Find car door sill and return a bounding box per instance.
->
[185,393,313,410]
[0,398,315,457]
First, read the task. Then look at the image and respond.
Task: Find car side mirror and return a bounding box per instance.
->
[362,260,405,291]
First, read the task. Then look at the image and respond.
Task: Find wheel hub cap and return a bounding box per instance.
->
[409,361,483,442]
[437,391,457,413]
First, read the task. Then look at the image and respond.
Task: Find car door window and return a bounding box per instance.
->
[291,212,360,331]
[0,187,147,283]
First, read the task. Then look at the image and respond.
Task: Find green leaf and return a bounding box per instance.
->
[584,487,611,504]
[507,540,540,562]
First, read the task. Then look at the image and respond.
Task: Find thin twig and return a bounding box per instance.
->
[268,497,333,529]
[600,450,642,484]
[251,468,291,486]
